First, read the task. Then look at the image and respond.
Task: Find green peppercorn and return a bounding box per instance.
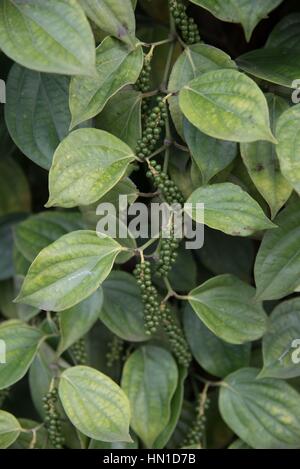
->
[106,336,124,368]
[160,303,191,367]
[43,388,64,449]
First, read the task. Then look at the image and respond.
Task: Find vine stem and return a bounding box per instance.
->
[194,374,224,387]
[141,37,175,48]
[163,277,190,302]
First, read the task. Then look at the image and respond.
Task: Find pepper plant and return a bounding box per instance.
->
[0,0,300,450]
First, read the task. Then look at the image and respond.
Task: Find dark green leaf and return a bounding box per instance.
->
[121,345,178,448]
[183,304,251,377]
[254,203,300,301]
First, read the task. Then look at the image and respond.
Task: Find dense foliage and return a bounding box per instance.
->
[0,0,300,450]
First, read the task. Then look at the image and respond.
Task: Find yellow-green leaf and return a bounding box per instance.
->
[179,69,276,143]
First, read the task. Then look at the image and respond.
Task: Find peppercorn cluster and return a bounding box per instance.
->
[135,97,167,160]
[70,338,87,365]
[133,260,161,335]
[0,388,9,407]
[169,0,201,44]
[183,394,210,447]
[157,221,180,277]
[43,388,64,449]
[135,54,152,93]
[146,160,185,205]
[160,303,191,367]
[106,336,124,368]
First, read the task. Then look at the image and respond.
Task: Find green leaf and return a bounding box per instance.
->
[219,367,300,449]
[100,272,149,342]
[168,43,236,137]
[0,410,21,449]
[260,299,300,379]
[266,13,300,49]
[96,89,142,149]
[29,344,57,418]
[89,436,138,449]
[153,366,187,449]
[0,156,31,215]
[70,37,143,128]
[0,0,95,75]
[166,246,197,292]
[121,345,178,448]
[59,365,131,442]
[15,231,124,312]
[184,119,237,185]
[240,93,292,218]
[58,289,103,355]
[276,103,300,195]
[186,182,275,237]
[254,203,300,301]
[183,304,251,377]
[228,439,252,449]
[179,69,276,143]
[188,274,267,344]
[80,0,137,47]
[46,129,136,208]
[237,47,300,88]
[14,211,84,263]
[0,213,27,281]
[0,320,45,389]
[190,0,283,41]
[5,64,78,170]
[9,418,51,449]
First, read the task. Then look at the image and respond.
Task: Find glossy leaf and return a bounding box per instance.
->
[260,299,300,379]
[121,345,178,448]
[0,320,45,389]
[46,129,136,208]
[219,368,300,449]
[70,37,143,128]
[188,274,267,344]
[184,119,237,185]
[15,231,124,312]
[266,13,300,49]
[96,90,142,149]
[179,69,276,143]
[254,203,300,301]
[276,103,300,195]
[58,289,103,355]
[59,365,131,442]
[80,0,137,47]
[100,272,148,342]
[183,304,251,377]
[186,182,275,237]
[237,47,300,88]
[168,43,236,137]
[14,211,84,263]
[0,0,96,75]
[240,93,292,218]
[190,0,283,41]
[5,64,75,169]
[0,411,21,449]
[153,366,187,449]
